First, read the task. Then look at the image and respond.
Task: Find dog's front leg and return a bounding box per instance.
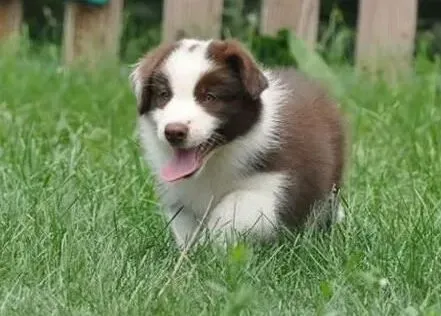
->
[165,206,199,249]
[205,190,279,244]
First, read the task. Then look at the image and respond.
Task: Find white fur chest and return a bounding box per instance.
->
[162,151,247,215]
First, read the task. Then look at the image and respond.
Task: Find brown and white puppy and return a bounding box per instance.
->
[130,38,347,248]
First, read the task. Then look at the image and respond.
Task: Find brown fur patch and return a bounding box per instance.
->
[253,68,347,228]
[193,65,262,142]
[134,43,177,114]
[149,72,173,110]
[206,39,268,99]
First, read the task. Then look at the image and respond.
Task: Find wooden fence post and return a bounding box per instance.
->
[62,0,124,65]
[355,0,418,75]
[260,0,320,50]
[162,0,224,42]
[0,0,22,41]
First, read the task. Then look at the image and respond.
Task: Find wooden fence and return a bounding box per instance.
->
[0,0,418,72]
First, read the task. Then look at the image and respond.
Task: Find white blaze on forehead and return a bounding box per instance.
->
[162,39,213,99]
[151,39,220,147]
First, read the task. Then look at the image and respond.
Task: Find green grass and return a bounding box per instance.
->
[0,47,440,316]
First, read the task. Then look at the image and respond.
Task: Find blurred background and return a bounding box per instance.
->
[11,0,441,66]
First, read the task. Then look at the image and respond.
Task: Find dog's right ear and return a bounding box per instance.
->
[130,43,176,115]
[207,39,268,100]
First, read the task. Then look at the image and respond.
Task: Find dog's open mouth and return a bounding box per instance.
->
[160,147,202,182]
[160,135,224,183]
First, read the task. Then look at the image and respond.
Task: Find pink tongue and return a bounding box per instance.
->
[160,149,202,182]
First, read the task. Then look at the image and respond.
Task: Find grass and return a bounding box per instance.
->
[0,45,440,316]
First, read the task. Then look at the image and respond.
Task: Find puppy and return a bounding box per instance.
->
[130,38,347,248]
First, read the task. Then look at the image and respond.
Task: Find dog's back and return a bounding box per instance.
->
[263,68,346,227]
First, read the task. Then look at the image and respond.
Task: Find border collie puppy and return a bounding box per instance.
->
[130,38,347,248]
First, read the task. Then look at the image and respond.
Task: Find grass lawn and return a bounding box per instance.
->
[0,48,440,315]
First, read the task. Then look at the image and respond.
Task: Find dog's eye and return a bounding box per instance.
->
[205,93,216,102]
[158,90,170,100]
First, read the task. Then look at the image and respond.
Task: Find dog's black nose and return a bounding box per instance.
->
[164,123,188,145]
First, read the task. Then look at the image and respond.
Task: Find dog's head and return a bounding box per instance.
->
[130,39,268,183]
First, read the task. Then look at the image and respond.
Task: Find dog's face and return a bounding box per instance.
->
[130,39,268,183]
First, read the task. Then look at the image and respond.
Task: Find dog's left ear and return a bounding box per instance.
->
[130,43,176,114]
[208,39,268,100]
